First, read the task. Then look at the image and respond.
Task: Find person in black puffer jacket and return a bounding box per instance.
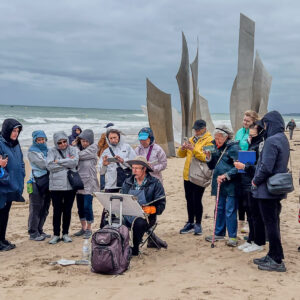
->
[121,156,167,256]
[251,111,289,272]
[234,124,265,253]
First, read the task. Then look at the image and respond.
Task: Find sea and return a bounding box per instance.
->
[0,104,299,154]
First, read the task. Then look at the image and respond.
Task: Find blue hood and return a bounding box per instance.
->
[28,130,48,156]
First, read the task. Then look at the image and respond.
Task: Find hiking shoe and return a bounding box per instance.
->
[226,238,238,247]
[205,235,225,242]
[194,223,203,235]
[0,241,12,251]
[30,234,46,241]
[74,228,86,237]
[179,222,194,234]
[243,243,264,253]
[62,234,72,243]
[83,230,92,239]
[2,240,16,249]
[238,242,252,251]
[253,255,271,265]
[49,235,60,244]
[258,257,286,272]
[40,232,51,239]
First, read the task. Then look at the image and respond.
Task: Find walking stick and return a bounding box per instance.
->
[211,182,221,248]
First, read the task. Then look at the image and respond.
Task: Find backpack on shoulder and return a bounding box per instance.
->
[91,195,131,275]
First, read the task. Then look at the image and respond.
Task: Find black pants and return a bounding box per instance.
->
[289,129,294,140]
[238,193,247,221]
[257,198,284,263]
[105,188,120,193]
[50,190,76,236]
[184,180,205,224]
[28,183,51,237]
[250,197,265,246]
[0,201,12,241]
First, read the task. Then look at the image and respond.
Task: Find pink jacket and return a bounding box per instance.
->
[135,143,167,183]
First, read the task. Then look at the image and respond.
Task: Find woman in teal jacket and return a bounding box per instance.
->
[234,110,258,232]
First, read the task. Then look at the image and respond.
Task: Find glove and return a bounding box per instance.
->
[142,206,156,215]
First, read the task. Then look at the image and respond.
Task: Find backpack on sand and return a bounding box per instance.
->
[91,195,131,275]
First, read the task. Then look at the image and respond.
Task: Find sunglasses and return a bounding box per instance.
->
[57,140,67,145]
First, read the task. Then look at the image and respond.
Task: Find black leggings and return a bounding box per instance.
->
[50,190,76,236]
[0,201,12,241]
[184,180,205,224]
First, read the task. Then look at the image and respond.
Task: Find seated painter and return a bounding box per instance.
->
[121,156,167,256]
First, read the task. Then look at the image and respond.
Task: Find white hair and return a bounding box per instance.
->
[213,125,234,139]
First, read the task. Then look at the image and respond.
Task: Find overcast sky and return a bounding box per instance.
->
[0,0,299,113]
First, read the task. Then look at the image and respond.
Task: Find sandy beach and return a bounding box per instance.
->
[0,132,299,300]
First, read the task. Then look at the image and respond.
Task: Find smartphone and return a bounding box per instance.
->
[183,137,190,144]
[203,145,216,153]
[107,157,118,163]
[2,154,8,159]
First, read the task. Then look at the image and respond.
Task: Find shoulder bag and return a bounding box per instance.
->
[58,150,84,191]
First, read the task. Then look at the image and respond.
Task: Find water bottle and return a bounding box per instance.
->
[27,179,33,194]
[82,239,90,262]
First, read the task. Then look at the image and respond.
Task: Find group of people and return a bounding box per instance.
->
[0,111,297,272]
[178,111,293,272]
[0,120,167,257]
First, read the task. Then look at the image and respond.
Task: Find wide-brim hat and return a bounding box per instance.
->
[126,156,153,172]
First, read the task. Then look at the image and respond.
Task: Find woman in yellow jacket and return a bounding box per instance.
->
[177,120,213,235]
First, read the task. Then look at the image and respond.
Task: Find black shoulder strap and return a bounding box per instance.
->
[58,149,65,159]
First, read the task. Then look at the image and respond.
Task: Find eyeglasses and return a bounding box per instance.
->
[57,140,67,145]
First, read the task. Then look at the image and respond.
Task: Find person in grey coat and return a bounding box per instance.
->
[46,131,79,244]
[27,130,51,241]
[73,129,99,239]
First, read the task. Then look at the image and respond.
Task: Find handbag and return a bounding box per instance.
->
[266,148,294,196]
[33,171,49,195]
[267,172,294,195]
[189,157,212,187]
[58,150,84,191]
[108,147,132,188]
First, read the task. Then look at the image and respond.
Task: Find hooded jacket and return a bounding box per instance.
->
[177,131,213,181]
[135,143,167,183]
[0,119,25,208]
[68,125,82,145]
[98,135,136,189]
[77,130,99,195]
[252,111,289,199]
[207,139,240,197]
[28,130,48,180]
[46,131,79,191]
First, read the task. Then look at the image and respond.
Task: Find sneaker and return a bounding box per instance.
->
[83,230,92,239]
[205,235,225,242]
[49,235,60,244]
[179,222,194,234]
[238,242,252,251]
[1,240,16,249]
[194,223,203,235]
[40,232,51,239]
[253,255,271,265]
[243,243,264,253]
[73,229,86,237]
[226,238,238,247]
[0,241,12,251]
[258,257,286,272]
[62,234,72,243]
[30,234,46,241]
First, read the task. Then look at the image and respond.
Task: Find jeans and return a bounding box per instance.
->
[50,190,76,236]
[28,183,51,237]
[184,180,205,224]
[258,198,284,263]
[0,201,12,241]
[215,195,237,238]
[76,194,94,223]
